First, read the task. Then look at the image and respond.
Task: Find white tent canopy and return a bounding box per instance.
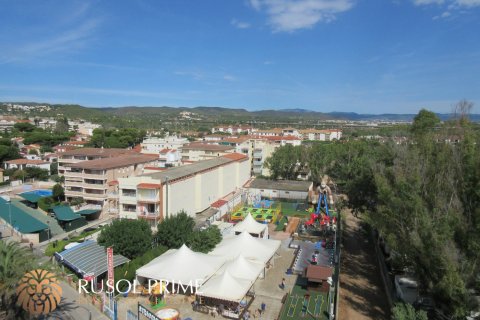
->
[217,254,265,281]
[232,213,268,237]
[210,231,280,264]
[136,244,225,287]
[197,271,253,302]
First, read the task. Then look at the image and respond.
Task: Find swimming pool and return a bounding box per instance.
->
[29,189,53,197]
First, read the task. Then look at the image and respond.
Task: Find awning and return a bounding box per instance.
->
[19,192,42,203]
[53,206,83,222]
[55,240,129,277]
[76,209,100,216]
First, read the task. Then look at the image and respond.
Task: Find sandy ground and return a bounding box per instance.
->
[338,212,390,320]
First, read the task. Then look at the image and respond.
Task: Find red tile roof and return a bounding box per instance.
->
[5,158,49,165]
[305,265,333,281]
[211,199,228,208]
[223,153,248,161]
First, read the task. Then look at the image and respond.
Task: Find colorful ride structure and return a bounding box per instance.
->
[304,192,336,227]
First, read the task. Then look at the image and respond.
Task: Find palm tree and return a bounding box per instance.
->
[0,241,35,318]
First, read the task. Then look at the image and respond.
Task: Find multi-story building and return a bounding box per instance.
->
[63,154,158,208]
[57,148,135,175]
[211,125,256,135]
[158,149,181,167]
[4,158,51,173]
[299,129,342,141]
[117,153,250,227]
[180,143,235,162]
[140,136,189,154]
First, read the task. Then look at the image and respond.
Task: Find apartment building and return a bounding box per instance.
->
[117,153,250,227]
[300,129,342,141]
[4,158,51,173]
[180,143,235,162]
[140,136,189,154]
[58,148,135,175]
[63,154,158,207]
[211,125,256,135]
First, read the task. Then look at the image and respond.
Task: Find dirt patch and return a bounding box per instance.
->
[338,212,390,320]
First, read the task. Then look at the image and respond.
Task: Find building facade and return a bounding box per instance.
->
[117,153,250,227]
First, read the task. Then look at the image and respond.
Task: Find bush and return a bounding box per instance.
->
[38,196,54,212]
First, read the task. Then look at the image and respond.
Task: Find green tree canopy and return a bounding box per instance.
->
[392,303,428,320]
[52,184,64,202]
[13,122,35,132]
[97,219,153,259]
[156,211,195,249]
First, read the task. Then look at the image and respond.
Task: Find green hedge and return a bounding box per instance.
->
[45,227,104,256]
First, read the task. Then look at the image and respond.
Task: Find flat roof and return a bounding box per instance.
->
[182,143,235,152]
[0,198,48,233]
[68,154,158,170]
[59,147,134,158]
[144,154,246,183]
[248,178,312,192]
[55,240,129,277]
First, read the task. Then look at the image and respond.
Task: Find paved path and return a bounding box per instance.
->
[338,212,390,320]
[48,281,109,320]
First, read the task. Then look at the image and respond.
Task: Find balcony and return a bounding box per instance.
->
[83,182,107,190]
[253,161,263,166]
[137,197,160,203]
[82,192,106,199]
[63,171,84,178]
[137,211,161,220]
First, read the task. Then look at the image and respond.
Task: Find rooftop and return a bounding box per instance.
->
[248,178,312,192]
[68,154,158,170]
[145,153,247,183]
[0,198,48,233]
[59,147,134,158]
[182,143,235,152]
[5,158,49,165]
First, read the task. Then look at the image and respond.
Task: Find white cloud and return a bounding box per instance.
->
[454,0,480,7]
[433,10,452,19]
[248,0,355,32]
[223,75,236,81]
[413,0,480,7]
[413,0,444,5]
[231,19,251,29]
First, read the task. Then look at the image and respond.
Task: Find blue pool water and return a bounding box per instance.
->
[29,189,53,197]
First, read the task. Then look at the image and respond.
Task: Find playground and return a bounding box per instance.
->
[279,277,330,320]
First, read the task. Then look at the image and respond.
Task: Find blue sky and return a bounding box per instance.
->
[0,0,479,114]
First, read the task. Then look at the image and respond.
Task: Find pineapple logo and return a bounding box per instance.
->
[16,269,62,316]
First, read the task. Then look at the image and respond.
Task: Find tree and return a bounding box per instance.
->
[25,167,49,181]
[0,241,36,318]
[187,226,222,253]
[410,109,440,139]
[97,219,152,259]
[264,144,305,180]
[54,116,69,134]
[52,184,64,202]
[392,303,428,320]
[0,145,20,164]
[156,211,195,249]
[28,149,38,155]
[13,122,35,132]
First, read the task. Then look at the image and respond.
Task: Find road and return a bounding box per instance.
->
[47,281,109,320]
[338,211,390,320]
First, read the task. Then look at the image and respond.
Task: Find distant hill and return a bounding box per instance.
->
[1,102,479,123]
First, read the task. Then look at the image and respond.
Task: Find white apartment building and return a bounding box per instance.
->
[300,129,342,141]
[211,125,256,135]
[180,143,235,162]
[140,136,189,154]
[117,153,250,227]
[158,149,181,167]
